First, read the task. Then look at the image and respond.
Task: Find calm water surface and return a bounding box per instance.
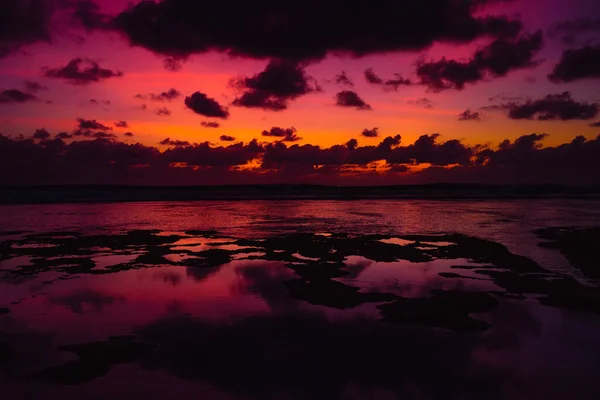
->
[1,199,600,399]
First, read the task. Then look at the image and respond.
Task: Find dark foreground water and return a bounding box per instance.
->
[1,199,600,399]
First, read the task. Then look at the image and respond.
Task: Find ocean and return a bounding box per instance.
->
[1,198,600,399]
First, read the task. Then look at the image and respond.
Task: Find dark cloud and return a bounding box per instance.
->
[124,132,134,137]
[115,121,129,128]
[43,58,123,85]
[185,92,230,118]
[547,18,600,45]
[334,71,353,87]
[361,128,379,138]
[232,60,317,111]
[549,45,600,83]
[160,138,191,147]
[591,121,600,127]
[23,81,47,92]
[458,109,482,121]
[364,68,411,91]
[111,0,523,61]
[155,107,172,116]
[76,118,110,131]
[335,90,372,110]
[408,98,434,109]
[262,127,301,142]
[135,88,181,102]
[220,135,236,142]
[0,89,37,103]
[417,32,543,91]
[201,121,220,128]
[32,128,50,140]
[505,92,598,121]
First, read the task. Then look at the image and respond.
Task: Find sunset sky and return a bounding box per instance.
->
[1,0,599,185]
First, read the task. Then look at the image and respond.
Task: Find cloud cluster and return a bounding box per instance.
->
[2,128,599,185]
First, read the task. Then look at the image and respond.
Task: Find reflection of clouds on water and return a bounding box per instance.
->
[50,289,125,314]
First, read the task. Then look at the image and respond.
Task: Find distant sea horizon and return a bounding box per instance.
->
[2,183,600,204]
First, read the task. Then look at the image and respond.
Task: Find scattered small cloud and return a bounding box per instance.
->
[76,118,110,130]
[43,58,123,85]
[261,127,301,142]
[335,90,372,110]
[32,128,51,140]
[185,91,229,118]
[201,121,220,128]
[364,68,411,91]
[0,89,37,103]
[231,60,318,111]
[407,98,434,109]
[135,88,181,102]
[155,107,172,116]
[361,127,379,137]
[458,109,482,121]
[90,99,110,106]
[334,71,354,87]
[160,138,190,146]
[23,81,47,92]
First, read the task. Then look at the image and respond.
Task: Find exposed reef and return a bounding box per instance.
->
[2,228,600,326]
[535,226,600,281]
